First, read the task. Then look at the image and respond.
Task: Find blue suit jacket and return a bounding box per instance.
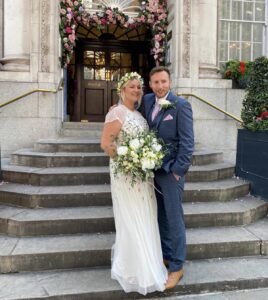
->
[139,92,194,177]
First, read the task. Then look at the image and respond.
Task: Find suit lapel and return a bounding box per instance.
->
[146,97,156,128]
[153,91,175,130]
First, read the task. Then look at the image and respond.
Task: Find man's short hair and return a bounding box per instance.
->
[149,66,171,79]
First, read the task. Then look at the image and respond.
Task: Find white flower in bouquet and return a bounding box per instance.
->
[141,158,155,170]
[117,146,128,156]
[139,138,145,146]
[129,138,141,150]
[152,143,162,152]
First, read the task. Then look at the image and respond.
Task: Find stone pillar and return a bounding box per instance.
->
[0,0,3,59]
[0,0,30,71]
[198,0,219,78]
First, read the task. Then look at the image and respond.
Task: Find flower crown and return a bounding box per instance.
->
[117,72,144,95]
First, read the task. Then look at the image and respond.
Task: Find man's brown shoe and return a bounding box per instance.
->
[165,269,184,290]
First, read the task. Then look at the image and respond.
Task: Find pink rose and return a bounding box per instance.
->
[101,18,107,25]
[68,34,75,43]
[154,34,161,41]
[65,26,73,34]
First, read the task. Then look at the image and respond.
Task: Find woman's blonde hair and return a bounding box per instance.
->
[117,72,144,106]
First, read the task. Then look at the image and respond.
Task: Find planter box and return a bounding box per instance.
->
[236,129,268,200]
[232,78,249,89]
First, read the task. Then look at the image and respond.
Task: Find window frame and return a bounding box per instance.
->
[218,0,267,65]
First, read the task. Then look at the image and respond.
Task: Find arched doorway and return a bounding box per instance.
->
[68,23,153,122]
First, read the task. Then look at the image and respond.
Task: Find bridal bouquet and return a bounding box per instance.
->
[114,130,165,185]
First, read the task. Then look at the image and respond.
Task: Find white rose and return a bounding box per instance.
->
[141,158,155,170]
[152,143,162,152]
[117,146,128,156]
[139,138,145,146]
[129,138,141,150]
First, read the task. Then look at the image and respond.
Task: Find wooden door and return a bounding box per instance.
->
[76,40,150,122]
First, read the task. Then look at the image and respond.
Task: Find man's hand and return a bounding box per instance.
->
[173,173,180,181]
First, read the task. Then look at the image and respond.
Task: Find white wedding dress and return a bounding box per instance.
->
[105,104,168,295]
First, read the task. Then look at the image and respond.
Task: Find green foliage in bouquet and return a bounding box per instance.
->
[241,56,268,132]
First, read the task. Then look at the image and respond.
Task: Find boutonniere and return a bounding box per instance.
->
[158,99,176,110]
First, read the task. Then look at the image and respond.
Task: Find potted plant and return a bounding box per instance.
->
[236,56,268,200]
[219,59,252,89]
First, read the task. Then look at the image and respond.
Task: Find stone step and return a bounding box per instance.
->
[184,196,268,228]
[2,166,111,186]
[2,163,235,186]
[35,139,224,165]
[0,197,266,236]
[61,129,102,138]
[10,149,224,168]
[0,256,268,299]
[35,138,102,153]
[60,123,104,138]
[191,149,223,165]
[1,218,268,273]
[159,288,268,300]
[11,149,109,168]
[186,162,235,182]
[0,179,250,208]
[62,122,104,130]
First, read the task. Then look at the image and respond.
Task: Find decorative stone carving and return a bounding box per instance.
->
[182,0,191,78]
[41,0,50,72]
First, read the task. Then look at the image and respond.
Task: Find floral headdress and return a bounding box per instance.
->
[117,72,144,95]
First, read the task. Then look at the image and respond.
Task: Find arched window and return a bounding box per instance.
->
[82,0,141,17]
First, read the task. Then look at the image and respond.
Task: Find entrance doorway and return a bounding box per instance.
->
[72,39,151,122]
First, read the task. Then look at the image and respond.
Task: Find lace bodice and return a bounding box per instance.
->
[105,104,149,143]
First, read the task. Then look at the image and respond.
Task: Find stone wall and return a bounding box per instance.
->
[0,82,62,158]
[175,86,245,163]
[0,0,62,158]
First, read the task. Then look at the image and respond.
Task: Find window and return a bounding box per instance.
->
[218,0,266,65]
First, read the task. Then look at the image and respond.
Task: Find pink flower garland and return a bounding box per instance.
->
[60,0,168,67]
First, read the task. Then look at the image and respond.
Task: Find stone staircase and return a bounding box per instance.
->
[0,124,268,299]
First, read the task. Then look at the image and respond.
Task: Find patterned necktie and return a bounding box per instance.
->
[151,101,161,121]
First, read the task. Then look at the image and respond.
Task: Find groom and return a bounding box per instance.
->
[140,66,194,289]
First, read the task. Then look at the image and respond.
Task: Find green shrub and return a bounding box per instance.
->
[241,56,268,132]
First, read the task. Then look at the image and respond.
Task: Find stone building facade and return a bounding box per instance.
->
[0,0,267,161]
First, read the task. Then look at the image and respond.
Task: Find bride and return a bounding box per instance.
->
[101,72,168,295]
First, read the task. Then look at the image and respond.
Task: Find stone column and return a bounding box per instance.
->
[0,0,30,71]
[198,0,219,78]
[0,0,3,59]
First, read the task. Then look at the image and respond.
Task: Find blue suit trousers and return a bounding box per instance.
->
[154,169,186,272]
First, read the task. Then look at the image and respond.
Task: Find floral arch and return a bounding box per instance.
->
[59,0,168,68]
